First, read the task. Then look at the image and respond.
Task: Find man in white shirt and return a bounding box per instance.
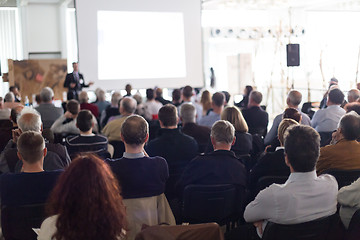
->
[244,125,338,237]
[143,88,163,121]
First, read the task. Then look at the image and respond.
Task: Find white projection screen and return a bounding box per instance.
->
[75,0,203,90]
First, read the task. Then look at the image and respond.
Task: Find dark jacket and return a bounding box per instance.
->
[181,123,211,153]
[242,106,269,137]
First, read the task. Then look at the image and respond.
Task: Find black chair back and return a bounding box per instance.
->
[319,132,333,147]
[347,209,360,240]
[237,154,252,172]
[0,119,12,152]
[109,140,126,159]
[1,203,46,240]
[182,184,241,226]
[322,169,360,189]
[262,214,338,240]
[256,175,288,194]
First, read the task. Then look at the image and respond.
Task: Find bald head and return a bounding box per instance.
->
[79,91,89,104]
[18,108,42,132]
[287,90,302,107]
[120,97,137,115]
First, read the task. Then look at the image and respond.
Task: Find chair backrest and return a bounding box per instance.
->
[182,184,241,225]
[318,132,333,147]
[109,140,126,159]
[256,175,288,194]
[1,203,46,240]
[347,209,360,240]
[237,154,252,172]
[262,214,337,240]
[322,169,360,189]
[0,119,13,152]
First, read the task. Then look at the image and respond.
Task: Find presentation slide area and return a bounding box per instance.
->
[97,11,187,80]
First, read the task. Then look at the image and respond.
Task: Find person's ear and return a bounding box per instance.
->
[120,133,125,142]
[159,120,164,128]
[144,133,149,143]
[211,136,216,149]
[285,153,291,167]
[231,136,236,146]
[17,152,23,161]
[43,147,47,157]
[176,117,179,125]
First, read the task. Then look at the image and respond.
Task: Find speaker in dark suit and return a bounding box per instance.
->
[287,44,300,67]
[63,62,92,100]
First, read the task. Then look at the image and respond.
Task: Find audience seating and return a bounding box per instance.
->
[182,184,244,231]
[319,132,333,147]
[1,203,46,240]
[237,154,252,172]
[347,208,360,240]
[0,119,12,152]
[262,214,341,240]
[135,222,224,240]
[109,140,126,159]
[322,169,360,189]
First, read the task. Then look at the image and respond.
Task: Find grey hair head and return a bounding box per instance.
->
[17,107,42,132]
[40,87,54,103]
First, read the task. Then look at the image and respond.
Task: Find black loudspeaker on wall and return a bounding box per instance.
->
[287,44,300,67]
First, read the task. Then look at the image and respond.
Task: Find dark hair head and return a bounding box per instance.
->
[345,102,360,115]
[339,112,360,140]
[18,131,45,164]
[146,88,155,100]
[328,88,344,105]
[66,100,80,115]
[212,92,225,107]
[182,85,193,98]
[76,110,93,132]
[10,105,23,124]
[283,108,301,123]
[158,104,177,127]
[155,88,163,97]
[222,91,230,104]
[121,115,149,145]
[172,89,181,102]
[47,154,127,240]
[245,86,253,96]
[284,125,320,172]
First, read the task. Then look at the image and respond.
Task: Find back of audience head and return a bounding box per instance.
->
[120,97,137,115]
[210,120,235,149]
[121,115,149,146]
[284,125,320,173]
[4,92,15,103]
[249,90,263,106]
[347,89,360,103]
[111,92,122,106]
[221,106,248,133]
[182,85,193,100]
[278,118,299,146]
[200,90,211,104]
[47,154,127,240]
[155,88,163,98]
[66,100,80,116]
[245,85,253,96]
[17,107,42,132]
[158,104,178,128]
[328,88,344,105]
[40,87,54,103]
[97,89,106,102]
[9,86,19,95]
[222,91,230,105]
[10,105,24,124]
[132,94,142,105]
[17,131,46,166]
[338,112,360,140]
[345,102,360,115]
[212,92,225,108]
[283,108,301,123]
[180,103,196,124]
[287,90,302,107]
[76,110,94,133]
[172,89,181,103]
[146,88,155,100]
[78,91,89,104]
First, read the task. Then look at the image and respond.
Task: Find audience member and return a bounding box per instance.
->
[172,89,182,107]
[3,92,21,109]
[155,88,171,105]
[242,90,269,137]
[235,85,253,109]
[133,94,146,117]
[143,88,163,121]
[106,115,168,199]
[102,97,137,142]
[249,119,298,199]
[0,97,11,119]
[177,120,247,196]
[222,91,231,107]
[35,87,64,129]
[0,131,62,207]
[179,86,203,123]
[0,108,70,173]
[264,90,311,145]
[10,105,24,128]
[145,104,198,199]
[125,83,132,96]
[63,62,93,100]
[338,178,360,229]
[9,86,21,102]
[206,106,252,156]
[244,125,337,237]
[320,77,339,109]
[200,90,212,116]
[79,91,99,118]
[345,102,360,115]
[348,89,360,103]
[100,91,121,128]
[198,92,224,127]
[317,112,360,174]
[52,100,79,135]
[65,110,109,159]
[180,103,211,153]
[311,88,346,132]
[94,88,110,115]
[38,154,127,240]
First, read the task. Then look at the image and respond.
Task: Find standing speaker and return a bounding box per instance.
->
[287,44,300,67]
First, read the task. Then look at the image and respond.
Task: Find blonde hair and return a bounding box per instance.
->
[221,106,248,133]
[278,118,299,146]
[200,90,212,113]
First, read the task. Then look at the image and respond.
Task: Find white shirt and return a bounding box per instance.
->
[244,171,338,236]
[143,100,163,120]
[311,105,345,132]
[338,177,360,229]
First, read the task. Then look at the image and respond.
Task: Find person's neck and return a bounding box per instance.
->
[162,126,177,129]
[80,130,93,135]
[248,103,260,108]
[213,143,231,151]
[124,144,144,154]
[287,104,298,109]
[22,162,44,173]
[121,112,132,117]
[183,98,191,102]
[327,102,339,107]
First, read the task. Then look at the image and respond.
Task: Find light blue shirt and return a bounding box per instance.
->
[311,105,346,132]
[244,170,338,237]
[198,111,220,128]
